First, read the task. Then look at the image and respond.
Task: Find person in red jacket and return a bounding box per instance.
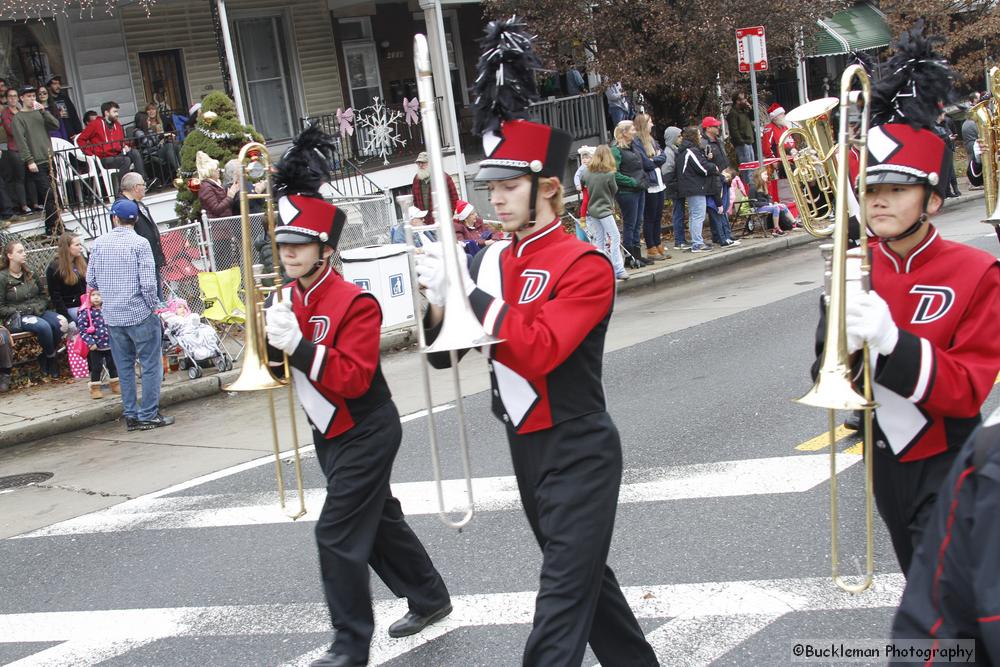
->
[77,101,147,183]
[263,127,451,667]
[817,23,1000,577]
[416,19,658,667]
[761,102,795,202]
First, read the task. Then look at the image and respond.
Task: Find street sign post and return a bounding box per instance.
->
[736,26,768,172]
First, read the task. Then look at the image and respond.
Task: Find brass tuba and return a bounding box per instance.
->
[779,98,839,236]
[793,65,877,594]
[970,66,1000,225]
[223,143,307,520]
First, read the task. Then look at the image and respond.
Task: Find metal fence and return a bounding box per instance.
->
[159,221,211,311]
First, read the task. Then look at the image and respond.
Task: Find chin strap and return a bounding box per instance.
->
[518,175,540,232]
[875,186,933,242]
[300,245,328,279]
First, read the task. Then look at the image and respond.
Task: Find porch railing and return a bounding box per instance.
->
[527,93,607,141]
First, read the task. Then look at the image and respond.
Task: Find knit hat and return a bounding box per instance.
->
[195,151,219,180]
[768,103,785,119]
[454,200,475,221]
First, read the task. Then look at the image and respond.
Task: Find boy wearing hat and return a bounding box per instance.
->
[86,198,173,431]
[263,126,451,667]
[816,23,1000,576]
[416,18,657,667]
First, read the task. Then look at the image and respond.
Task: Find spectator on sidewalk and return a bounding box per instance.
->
[117,172,166,297]
[574,145,595,242]
[78,101,148,183]
[934,111,961,197]
[961,93,980,159]
[76,289,119,400]
[86,198,173,432]
[662,126,686,250]
[452,200,495,257]
[11,85,60,236]
[751,168,794,236]
[196,151,239,218]
[46,232,88,320]
[675,125,718,252]
[390,205,437,248]
[605,82,632,126]
[582,144,627,280]
[46,76,83,139]
[611,120,651,268]
[727,91,756,183]
[410,151,458,226]
[701,116,739,248]
[0,324,11,391]
[634,113,670,261]
[0,239,65,378]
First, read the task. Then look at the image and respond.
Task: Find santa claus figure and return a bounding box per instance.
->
[761,103,797,201]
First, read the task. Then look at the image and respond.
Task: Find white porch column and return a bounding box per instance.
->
[418,0,467,198]
[216,0,247,124]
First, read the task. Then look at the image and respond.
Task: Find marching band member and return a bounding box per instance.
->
[816,22,1000,577]
[415,19,658,667]
[891,405,1000,663]
[263,126,451,667]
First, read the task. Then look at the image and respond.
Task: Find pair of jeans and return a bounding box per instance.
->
[615,190,644,248]
[671,198,687,245]
[101,151,147,182]
[87,348,118,382]
[735,144,755,183]
[108,313,162,421]
[642,190,665,248]
[587,214,627,277]
[11,310,63,356]
[707,187,735,244]
[685,195,707,247]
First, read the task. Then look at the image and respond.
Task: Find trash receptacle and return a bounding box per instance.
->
[339,244,414,329]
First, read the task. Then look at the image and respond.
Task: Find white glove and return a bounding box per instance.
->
[56,314,68,333]
[264,299,302,355]
[845,289,898,356]
[414,243,475,307]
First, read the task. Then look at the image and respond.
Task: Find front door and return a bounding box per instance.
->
[342,42,382,110]
[233,16,298,141]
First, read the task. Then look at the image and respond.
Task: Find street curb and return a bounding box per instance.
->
[3,190,985,448]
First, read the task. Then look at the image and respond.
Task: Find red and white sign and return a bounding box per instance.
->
[736,26,768,72]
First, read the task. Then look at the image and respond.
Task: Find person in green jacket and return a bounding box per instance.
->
[726,91,756,183]
[582,145,627,279]
[11,85,60,236]
[0,238,65,377]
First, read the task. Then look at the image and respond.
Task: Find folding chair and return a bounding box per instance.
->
[198,266,247,360]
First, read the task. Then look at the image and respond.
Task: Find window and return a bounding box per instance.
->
[0,20,66,89]
[232,15,300,142]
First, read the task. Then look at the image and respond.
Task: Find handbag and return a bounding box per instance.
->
[71,332,90,358]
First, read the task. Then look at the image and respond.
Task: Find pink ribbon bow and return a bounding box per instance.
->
[336,107,355,138]
[402,97,420,126]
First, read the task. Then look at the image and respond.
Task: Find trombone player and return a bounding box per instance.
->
[263,126,451,667]
[814,22,1000,577]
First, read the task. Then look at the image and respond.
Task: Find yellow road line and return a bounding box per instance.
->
[796,425,853,451]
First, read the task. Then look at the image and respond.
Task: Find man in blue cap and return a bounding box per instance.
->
[87,198,174,431]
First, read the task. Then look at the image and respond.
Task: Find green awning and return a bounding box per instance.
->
[810,2,891,58]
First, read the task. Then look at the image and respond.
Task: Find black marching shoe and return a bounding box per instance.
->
[309,651,365,667]
[387,602,453,638]
[137,414,175,430]
[843,410,863,432]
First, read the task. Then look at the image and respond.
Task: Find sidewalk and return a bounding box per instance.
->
[0,187,985,449]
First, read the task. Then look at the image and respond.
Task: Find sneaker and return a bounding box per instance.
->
[722,239,741,247]
[137,414,175,430]
[674,243,691,250]
[690,244,713,253]
[125,417,141,431]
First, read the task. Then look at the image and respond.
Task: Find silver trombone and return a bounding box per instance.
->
[402,33,503,529]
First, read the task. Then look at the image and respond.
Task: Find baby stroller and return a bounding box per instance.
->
[160,298,234,379]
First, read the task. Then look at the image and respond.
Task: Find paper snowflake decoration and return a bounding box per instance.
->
[358,98,406,165]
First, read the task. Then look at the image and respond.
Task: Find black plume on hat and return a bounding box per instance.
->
[273,122,338,197]
[472,16,541,137]
[848,50,876,80]
[869,20,955,130]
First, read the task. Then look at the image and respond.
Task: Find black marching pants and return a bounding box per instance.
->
[313,400,450,662]
[873,446,958,576]
[508,411,658,667]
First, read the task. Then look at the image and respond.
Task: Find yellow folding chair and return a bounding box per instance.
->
[198,266,248,359]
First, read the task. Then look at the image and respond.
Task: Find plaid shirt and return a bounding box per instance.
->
[86,226,158,327]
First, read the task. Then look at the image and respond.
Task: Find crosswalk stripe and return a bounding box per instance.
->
[17,453,861,538]
[843,441,864,455]
[0,574,905,667]
[795,425,852,451]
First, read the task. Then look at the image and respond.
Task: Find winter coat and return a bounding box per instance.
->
[114,195,165,269]
[726,106,755,147]
[45,259,88,318]
[0,269,48,321]
[701,135,730,200]
[610,144,646,192]
[632,137,666,192]
[581,171,618,219]
[11,108,60,166]
[675,140,719,198]
[198,179,237,219]
[78,117,129,159]
[661,126,683,200]
[76,306,111,350]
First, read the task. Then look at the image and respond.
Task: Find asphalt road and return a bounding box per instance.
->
[1,199,997,667]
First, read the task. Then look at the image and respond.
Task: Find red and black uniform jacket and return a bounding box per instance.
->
[267,266,391,439]
[427,219,615,434]
[891,408,1000,664]
[816,227,1000,462]
[78,117,128,159]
